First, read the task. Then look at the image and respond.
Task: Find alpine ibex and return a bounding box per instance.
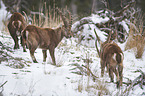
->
[7,12,27,51]
[22,8,72,65]
[95,30,124,88]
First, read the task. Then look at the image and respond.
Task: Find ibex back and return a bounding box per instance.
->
[7,12,26,50]
[95,29,124,88]
[22,8,72,65]
[100,41,124,88]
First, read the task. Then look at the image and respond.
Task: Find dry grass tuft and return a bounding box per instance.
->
[77,76,110,95]
[78,77,83,92]
[125,14,145,58]
[31,2,71,29]
[75,51,110,95]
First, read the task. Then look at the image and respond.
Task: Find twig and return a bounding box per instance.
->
[123,69,145,95]
[133,69,145,75]
[82,65,98,80]
[0,81,8,88]
[0,41,13,52]
[113,1,135,17]
[94,29,101,57]
[0,81,8,93]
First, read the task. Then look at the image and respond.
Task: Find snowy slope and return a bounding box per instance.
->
[1,28,145,96]
[0,1,145,96]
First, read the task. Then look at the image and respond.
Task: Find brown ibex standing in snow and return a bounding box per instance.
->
[7,12,26,51]
[22,8,72,65]
[95,30,124,88]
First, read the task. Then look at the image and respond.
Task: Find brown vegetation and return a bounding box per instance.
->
[125,15,145,58]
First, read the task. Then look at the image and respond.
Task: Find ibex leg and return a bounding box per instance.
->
[49,47,56,65]
[22,43,26,52]
[101,60,105,77]
[20,36,23,46]
[118,64,123,87]
[21,37,26,52]
[28,43,38,63]
[42,50,47,62]
[108,66,114,82]
[113,67,119,82]
[30,50,38,63]
[12,35,19,49]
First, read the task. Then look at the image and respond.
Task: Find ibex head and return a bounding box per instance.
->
[12,20,22,32]
[56,8,72,38]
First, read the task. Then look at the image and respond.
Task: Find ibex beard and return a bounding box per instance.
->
[100,42,124,88]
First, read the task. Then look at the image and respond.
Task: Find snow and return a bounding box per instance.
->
[0,2,145,96]
[0,1,11,31]
[91,13,109,24]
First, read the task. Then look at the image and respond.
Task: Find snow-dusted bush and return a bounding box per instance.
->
[72,10,129,48]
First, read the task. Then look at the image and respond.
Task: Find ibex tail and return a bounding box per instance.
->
[116,53,122,64]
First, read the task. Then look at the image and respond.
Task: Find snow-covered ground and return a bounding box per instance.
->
[0,1,145,96]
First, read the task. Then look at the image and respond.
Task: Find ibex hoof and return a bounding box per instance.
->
[116,81,122,88]
[33,60,38,63]
[101,73,104,77]
[14,46,19,49]
[23,50,27,52]
[111,80,114,82]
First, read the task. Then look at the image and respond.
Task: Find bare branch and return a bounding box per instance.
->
[94,29,101,57]
[0,81,8,88]
[82,65,99,80]
[123,69,145,95]
[56,8,69,28]
[113,1,135,17]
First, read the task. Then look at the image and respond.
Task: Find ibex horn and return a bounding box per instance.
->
[66,10,72,32]
[56,8,69,28]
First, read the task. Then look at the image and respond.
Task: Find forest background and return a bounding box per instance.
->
[2,0,145,19]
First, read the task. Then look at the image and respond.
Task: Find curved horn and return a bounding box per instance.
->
[66,10,72,31]
[56,8,68,28]
[12,21,16,28]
